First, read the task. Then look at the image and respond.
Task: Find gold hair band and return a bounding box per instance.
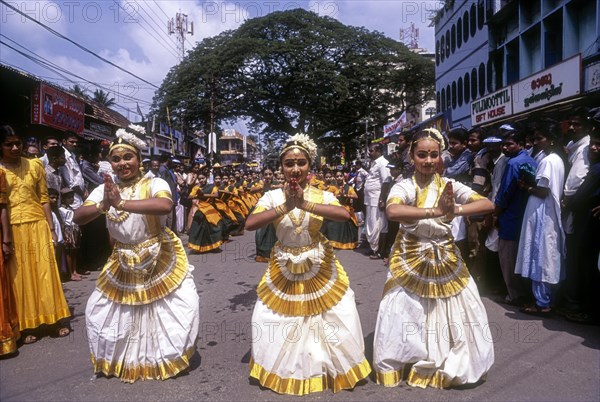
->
[109,143,139,155]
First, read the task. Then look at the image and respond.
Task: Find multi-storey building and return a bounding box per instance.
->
[435,0,600,129]
[218,129,259,166]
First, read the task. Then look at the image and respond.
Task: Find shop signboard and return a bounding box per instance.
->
[583,60,600,93]
[32,83,85,134]
[89,122,112,137]
[512,55,581,115]
[470,86,513,126]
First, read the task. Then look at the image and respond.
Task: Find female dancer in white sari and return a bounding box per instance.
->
[245,134,370,395]
[374,129,495,389]
[74,126,200,382]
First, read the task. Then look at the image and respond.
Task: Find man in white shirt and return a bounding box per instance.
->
[350,160,368,229]
[39,135,60,168]
[364,143,390,259]
[61,132,86,209]
[561,108,591,315]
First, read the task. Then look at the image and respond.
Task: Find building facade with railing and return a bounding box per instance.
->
[435,0,600,129]
[217,129,259,165]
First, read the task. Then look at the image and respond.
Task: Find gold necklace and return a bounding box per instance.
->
[287,186,310,235]
[287,209,306,235]
[106,178,140,223]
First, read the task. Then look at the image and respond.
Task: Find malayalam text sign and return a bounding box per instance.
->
[512,55,581,114]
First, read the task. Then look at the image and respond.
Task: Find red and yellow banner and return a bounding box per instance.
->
[32,83,85,134]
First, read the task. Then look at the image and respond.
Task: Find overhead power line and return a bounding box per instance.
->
[153,0,170,19]
[0,0,159,89]
[136,0,180,49]
[0,35,152,106]
[111,0,180,59]
[150,0,196,55]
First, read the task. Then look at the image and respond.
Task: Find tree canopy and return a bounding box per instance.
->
[152,9,434,155]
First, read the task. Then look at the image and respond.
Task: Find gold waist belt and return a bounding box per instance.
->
[275,240,319,255]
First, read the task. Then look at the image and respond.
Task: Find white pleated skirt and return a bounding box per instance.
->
[249,290,371,395]
[85,270,200,383]
[373,276,494,388]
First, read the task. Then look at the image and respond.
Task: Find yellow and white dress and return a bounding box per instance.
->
[249,187,371,395]
[83,177,200,383]
[374,174,494,388]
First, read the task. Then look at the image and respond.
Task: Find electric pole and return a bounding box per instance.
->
[168,12,194,62]
[359,118,372,163]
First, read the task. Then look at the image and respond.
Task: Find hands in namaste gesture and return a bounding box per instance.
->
[283,178,305,211]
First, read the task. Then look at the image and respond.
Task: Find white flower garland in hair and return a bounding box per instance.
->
[287,133,317,160]
[423,127,447,150]
[115,128,148,151]
[128,124,146,135]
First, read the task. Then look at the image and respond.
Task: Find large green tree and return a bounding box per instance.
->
[152,9,434,156]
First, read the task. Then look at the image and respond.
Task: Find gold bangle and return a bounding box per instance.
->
[304,201,316,213]
[274,204,286,217]
[95,203,107,214]
[116,199,127,210]
[458,205,464,215]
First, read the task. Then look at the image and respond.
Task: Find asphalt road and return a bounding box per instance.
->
[1,231,598,401]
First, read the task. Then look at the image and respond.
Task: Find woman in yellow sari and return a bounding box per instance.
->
[253,167,277,262]
[0,125,70,345]
[0,167,19,355]
[187,173,224,253]
[321,169,359,249]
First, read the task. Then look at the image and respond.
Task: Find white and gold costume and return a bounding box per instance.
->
[374,174,494,388]
[83,177,200,382]
[249,187,370,395]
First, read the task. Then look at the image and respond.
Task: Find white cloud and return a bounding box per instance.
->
[1,0,440,121]
[333,0,440,50]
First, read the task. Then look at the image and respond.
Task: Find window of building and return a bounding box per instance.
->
[436,40,440,65]
[441,88,446,111]
[463,11,469,43]
[458,77,463,106]
[506,39,520,84]
[478,63,485,97]
[486,60,494,93]
[440,34,445,62]
[471,68,478,100]
[452,81,457,109]
[437,91,441,111]
[446,84,451,110]
[464,72,471,103]
[446,30,450,58]
[451,24,456,53]
[470,4,477,37]
[478,0,485,30]
[457,17,463,48]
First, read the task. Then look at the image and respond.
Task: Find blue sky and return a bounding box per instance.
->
[0,0,439,124]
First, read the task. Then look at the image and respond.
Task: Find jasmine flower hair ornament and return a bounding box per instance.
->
[279,133,318,161]
[111,124,148,155]
[408,127,448,154]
